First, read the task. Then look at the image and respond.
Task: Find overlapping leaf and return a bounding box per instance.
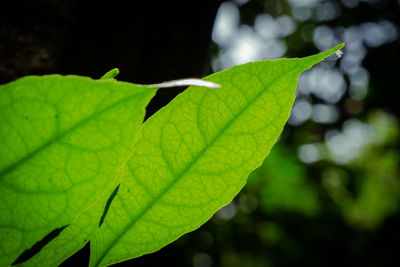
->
[0,75,157,266]
[90,44,345,266]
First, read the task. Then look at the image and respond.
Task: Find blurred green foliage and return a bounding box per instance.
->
[249,110,399,231]
[248,145,319,217]
[323,111,400,229]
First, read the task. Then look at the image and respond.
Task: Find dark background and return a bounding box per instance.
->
[1,0,399,266]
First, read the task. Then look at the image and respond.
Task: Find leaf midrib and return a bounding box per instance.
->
[0,88,153,180]
[93,63,301,267]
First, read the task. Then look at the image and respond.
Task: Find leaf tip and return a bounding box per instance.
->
[100,68,120,80]
[301,43,346,69]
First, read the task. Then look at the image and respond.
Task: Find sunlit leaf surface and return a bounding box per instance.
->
[0,75,157,266]
[90,44,344,267]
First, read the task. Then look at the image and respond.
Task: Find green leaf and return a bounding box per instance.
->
[0,75,157,266]
[90,44,345,266]
[100,68,120,80]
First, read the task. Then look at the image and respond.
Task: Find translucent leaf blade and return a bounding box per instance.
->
[90,44,345,266]
[0,75,157,266]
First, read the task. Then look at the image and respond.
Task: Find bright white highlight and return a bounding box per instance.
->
[148,79,221,89]
[335,49,343,58]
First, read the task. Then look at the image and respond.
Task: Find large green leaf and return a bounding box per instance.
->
[90,44,344,266]
[0,75,157,266]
